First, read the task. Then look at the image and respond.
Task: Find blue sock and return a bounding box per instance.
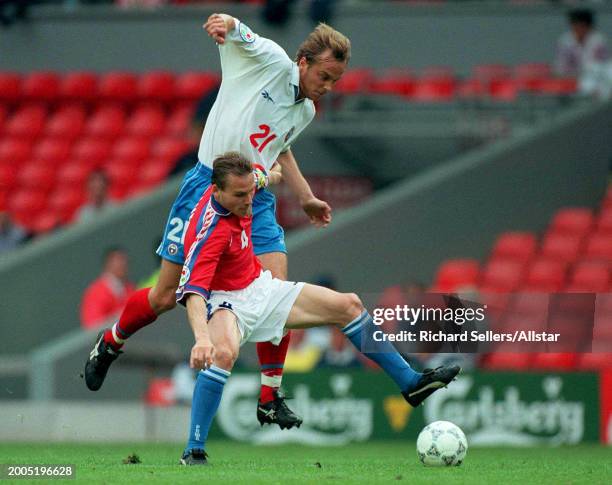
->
[342,311,421,392]
[185,365,231,452]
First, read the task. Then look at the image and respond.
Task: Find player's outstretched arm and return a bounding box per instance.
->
[203,13,235,45]
[277,149,332,228]
[186,295,215,369]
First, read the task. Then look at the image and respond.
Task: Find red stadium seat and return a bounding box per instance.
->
[0,165,18,191]
[577,353,612,370]
[568,262,609,293]
[524,259,567,292]
[507,292,550,319]
[368,69,414,96]
[72,138,113,164]
[0,138,32,162]
[176,72,220,102]
[44,105,87,140]
[22,72,61,103]
[489,78,519,101]
[85,106,127,139]
[106,163,139,186]
[30,211,61,235]
[491,232,537,263]
[9,188,48,216]
[584,234,612,262]
[0,72,21,103]
[549,207,594,236]
[17,162,56,191]
[60,71,98,102]
[48,187,85,222]
[530,353,577,370]
[334,68,374,95]
[152,138,192,162]
[540,232,583,263]
[434,258,480,292]
[137,161,172,189]
[126,106,166,137]
[139,71,176,102]
[457,78,486,99]
[480,259,525,291]
[0,104,7,131]
[595,210,612,235]
[4,105,47,139]
[166,105,194,137]
[593,318,612,342]
[112,137,150,162]
[32,138,73,164]
[596,294,612,318]
[539,77,577,96]
[411,77,456,102]
[482,352,530,370]
[57,160,96,185]
[99,72,138,103]
[514,63,552,92]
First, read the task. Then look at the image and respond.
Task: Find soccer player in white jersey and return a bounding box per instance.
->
[84,13,351,429]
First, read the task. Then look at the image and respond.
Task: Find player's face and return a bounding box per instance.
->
[214,173,256,217]
[298,49,347,101]
[571,22,590,43]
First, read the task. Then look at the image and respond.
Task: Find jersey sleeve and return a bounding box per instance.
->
[176,217,229,304]
[219,17,291,78]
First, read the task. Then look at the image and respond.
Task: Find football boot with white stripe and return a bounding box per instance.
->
[402,365,461,407]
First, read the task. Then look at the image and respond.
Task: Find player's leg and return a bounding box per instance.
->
[286,284,460,407]
[251,190,300,428]
[85,163,210,391]
[181,309,241,465]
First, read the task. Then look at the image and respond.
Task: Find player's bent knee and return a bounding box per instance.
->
[214,346,238,370]
[339,292,365,325]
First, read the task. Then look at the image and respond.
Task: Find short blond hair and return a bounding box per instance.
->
[295,23,351,65]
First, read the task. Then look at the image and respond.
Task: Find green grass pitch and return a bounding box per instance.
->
[0,441,610,484]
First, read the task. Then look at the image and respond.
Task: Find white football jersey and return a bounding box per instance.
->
[198,18,316,173]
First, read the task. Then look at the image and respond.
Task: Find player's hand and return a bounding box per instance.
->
[302,197,332,228]
[190,339,215,370]
[268,163,282,186]
[204,13,228,44]
[253,167,269,190]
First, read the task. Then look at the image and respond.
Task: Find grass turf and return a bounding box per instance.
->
[0,441,610,484]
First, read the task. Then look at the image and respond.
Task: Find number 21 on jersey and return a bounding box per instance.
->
[249,124,276,153]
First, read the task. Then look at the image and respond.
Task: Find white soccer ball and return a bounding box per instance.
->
[416,420,468,467]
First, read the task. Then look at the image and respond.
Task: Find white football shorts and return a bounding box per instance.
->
[207,270,304,345]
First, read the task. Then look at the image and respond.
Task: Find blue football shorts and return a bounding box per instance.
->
[156,162,286,264]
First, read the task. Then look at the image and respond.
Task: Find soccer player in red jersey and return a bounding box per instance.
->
[177,152,461,465]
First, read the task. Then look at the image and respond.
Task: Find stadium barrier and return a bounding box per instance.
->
[0,370,604,445]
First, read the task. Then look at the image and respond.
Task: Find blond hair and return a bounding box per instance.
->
[295,23,351,65]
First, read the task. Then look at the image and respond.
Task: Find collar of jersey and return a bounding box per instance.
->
[210,195,231,217]
[291,63,305,104]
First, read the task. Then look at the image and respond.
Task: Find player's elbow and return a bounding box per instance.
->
[214,345,238,370]
[149,290,177,314]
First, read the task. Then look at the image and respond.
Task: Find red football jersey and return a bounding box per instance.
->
[176,186,262,302]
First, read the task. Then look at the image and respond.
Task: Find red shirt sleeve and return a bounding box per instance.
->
[177,218,229,302]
